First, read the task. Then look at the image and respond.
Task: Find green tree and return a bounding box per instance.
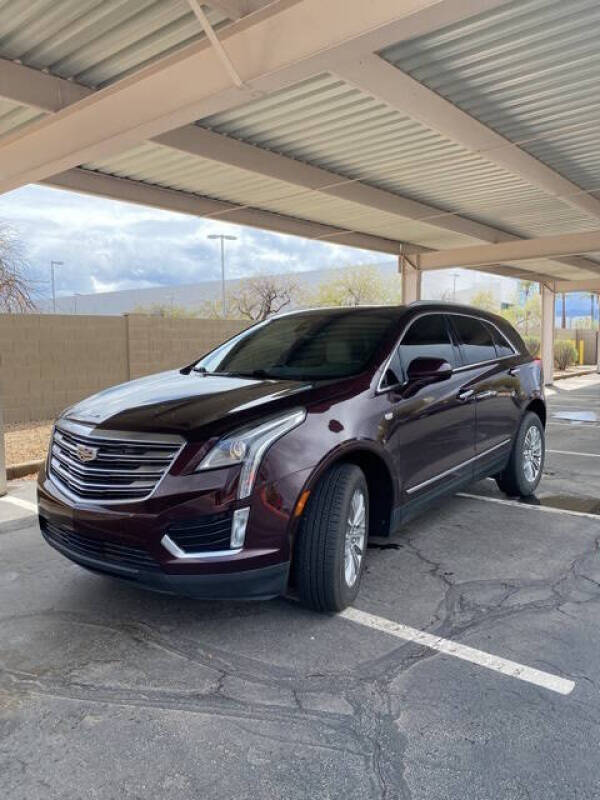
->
[133,303,198,318]
[0,223,35,312]
[469,289,500,314]
[306,265,402,307]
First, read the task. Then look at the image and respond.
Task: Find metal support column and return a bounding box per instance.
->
[0,362,6,497]
[540,282,556,387]
[399,252,422,304]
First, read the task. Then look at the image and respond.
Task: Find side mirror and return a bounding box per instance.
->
[407,356,453,383]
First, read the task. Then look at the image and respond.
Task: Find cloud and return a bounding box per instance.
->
[0,184,394,300]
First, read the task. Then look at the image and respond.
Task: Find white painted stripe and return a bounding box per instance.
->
[341,607,574,695]
[547,421,600,428]
[548,449,600,459]
[0,495,37,514]
[457,492,600,521]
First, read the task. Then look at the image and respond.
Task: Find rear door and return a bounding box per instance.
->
[382,313,477,506]
[448,313,521,470]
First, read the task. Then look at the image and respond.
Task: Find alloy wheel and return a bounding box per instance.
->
[344,488,366,587]
[523,425,543,483]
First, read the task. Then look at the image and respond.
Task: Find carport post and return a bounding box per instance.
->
[399,253,421,304]
[540,282,556,386]
[0,366,6,497]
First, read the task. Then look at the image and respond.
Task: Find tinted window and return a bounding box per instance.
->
[486,322,514,358]
[451,315,497,365]
[398,314,456,372]
[196,310,398,380]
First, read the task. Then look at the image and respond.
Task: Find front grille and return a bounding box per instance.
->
[41,518,160,572]
[49,420,183,503]
[167,511,233,553]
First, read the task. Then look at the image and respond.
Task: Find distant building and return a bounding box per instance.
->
[47,262,517,316]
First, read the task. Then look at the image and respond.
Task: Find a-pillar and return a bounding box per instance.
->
[399,254,422,304]
[540,282,556,387]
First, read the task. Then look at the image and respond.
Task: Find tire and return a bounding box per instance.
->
[495,411,545,497]
[294,463,369,612]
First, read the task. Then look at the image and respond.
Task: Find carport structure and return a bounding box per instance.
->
[1,0,600,491]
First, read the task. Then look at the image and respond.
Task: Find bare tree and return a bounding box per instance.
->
[230,274,298,321]
[0,224,35,313]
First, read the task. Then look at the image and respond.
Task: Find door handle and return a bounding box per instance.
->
[508,367,520,376]
[474,389,498,401]
[457,388,475,402]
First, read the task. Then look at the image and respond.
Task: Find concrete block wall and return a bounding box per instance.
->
[555,328,598,365]
[0,314,248,425]
[126,315,246,379]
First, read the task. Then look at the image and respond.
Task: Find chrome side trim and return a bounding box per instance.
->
[405,438,512,495]
[161,534,241,560]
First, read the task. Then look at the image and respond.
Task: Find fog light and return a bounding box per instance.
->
[231,507,250,548]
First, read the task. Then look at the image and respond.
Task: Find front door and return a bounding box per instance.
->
[381,313,477,516]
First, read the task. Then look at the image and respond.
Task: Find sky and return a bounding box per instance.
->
[0,184,398,304]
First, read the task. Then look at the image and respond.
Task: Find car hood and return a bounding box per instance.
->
[62,369,318,437]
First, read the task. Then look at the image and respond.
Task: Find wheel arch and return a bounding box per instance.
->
[297,443,397,538]
[525,397,546,427]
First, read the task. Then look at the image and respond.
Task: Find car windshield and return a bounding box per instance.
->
[193,309,399,381]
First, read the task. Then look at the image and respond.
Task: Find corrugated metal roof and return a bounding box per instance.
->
[0,0,226,88]
[85,141,481,250]
[381,0,600,193]
[201,73,600,241]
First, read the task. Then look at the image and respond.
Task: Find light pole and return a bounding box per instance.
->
[50,260,64,313]
[451,271,460,301]
[207,234,237,316]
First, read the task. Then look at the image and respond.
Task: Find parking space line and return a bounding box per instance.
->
[548,449,600,458]
[457,492,600,521]
[0,496,37,514]
[341,608,574,695]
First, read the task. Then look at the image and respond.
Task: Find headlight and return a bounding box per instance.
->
[196,408,306,498]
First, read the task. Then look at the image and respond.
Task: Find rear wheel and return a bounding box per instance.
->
[294,464,368,612]
[496,411,545,497]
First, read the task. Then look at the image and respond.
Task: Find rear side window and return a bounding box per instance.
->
[451,315,497,365]
[398,314,456,371]
[485,322,515,358]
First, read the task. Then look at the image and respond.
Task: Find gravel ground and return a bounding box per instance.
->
[4,422,52,466]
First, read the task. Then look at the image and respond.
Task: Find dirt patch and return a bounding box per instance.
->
[4,422,53,467]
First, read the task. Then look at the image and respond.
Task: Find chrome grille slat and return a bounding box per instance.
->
[49,419,184,503]
[51,445,165,477]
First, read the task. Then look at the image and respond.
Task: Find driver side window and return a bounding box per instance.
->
[398,314,456,374]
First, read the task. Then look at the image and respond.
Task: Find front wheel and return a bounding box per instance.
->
[294,464,368,612]
[496,411,545,497]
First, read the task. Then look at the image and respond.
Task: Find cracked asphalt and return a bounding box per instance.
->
[1,375,600,799]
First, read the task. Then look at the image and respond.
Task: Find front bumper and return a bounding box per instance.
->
[38,462,311,600]
[40,517,289,599]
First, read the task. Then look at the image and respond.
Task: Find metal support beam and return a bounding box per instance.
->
[3,57,600,281]
[0,362,6,497]
[400,253,421,304]
[541,283,556,387]
[0,0,461,194]
[413,231,600,272]
[336,55,600,224]
[43,167,401,254]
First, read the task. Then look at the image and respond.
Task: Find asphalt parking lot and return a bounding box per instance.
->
[1,374,600,800]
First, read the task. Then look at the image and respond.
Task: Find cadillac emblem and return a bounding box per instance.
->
[76,443,98,463]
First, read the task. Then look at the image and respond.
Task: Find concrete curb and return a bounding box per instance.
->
[7,460,43,480]
[0,514,37,535]
[553,368,598,381]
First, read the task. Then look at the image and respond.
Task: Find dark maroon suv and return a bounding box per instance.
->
[38,303,546,611]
